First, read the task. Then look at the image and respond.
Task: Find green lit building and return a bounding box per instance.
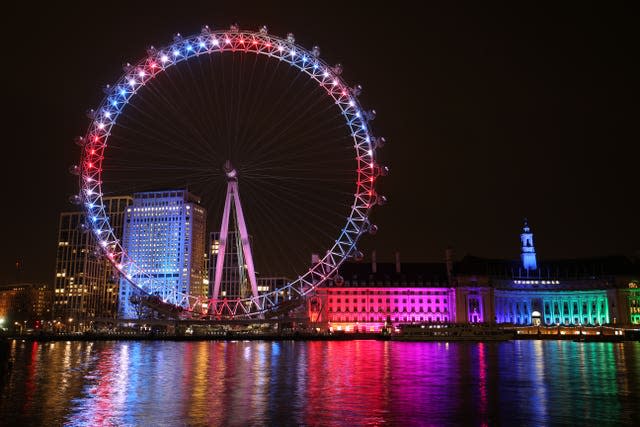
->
[453,221,640,327]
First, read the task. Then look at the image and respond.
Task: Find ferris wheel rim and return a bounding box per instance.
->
[77,25,382,317]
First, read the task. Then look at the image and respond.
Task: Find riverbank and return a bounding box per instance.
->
[2,330,638,343]
[1,331,388,342]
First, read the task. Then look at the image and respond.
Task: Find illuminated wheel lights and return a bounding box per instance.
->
[74,24,387,318]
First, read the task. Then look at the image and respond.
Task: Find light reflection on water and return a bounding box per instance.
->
[1,340,639,426]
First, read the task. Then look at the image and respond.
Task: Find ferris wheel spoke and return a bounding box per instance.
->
[240,177,347,241]
[78,29,380,317]
[116,95,220,164]
[240,179,330,275]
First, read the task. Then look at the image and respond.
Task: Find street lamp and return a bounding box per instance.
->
[68,318,74,332]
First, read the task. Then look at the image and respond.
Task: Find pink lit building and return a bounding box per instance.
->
[310,255,456,332]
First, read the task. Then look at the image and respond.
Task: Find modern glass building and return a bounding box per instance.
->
[54,196,132,325]
[118,190,206,318]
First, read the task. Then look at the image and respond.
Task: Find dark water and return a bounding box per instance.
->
[1,339,639,426]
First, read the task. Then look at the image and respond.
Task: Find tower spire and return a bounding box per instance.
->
[520,218,537,271]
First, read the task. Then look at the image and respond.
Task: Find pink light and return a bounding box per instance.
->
[161,54,169,62]
[97,123,105,130]
[212,38,219,46]
[225,37,231,44]
[252,39,258,45]
[88,163,94,169]
[266,42,272,48]
[150,62,157,69]
[138,70,146,78]
[239,38,245,44]
[90,149,96,155]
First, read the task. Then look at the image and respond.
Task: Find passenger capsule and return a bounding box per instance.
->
[74,136,85,146]
[311,46,321,57]
[69,194,82,205]
[334,275,344,286]
[69,165,80,176]
[366,109,376,121]
[374,136,386,149]
[369,224,379,235]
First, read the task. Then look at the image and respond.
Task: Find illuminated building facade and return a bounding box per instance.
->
[0,283,50,325]
[314,220,640,330]
[54,196,132,324]
[313,259,455,332]
[454,220,640,326]
[118,190,206,318]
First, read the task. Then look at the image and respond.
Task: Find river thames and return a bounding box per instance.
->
[1,339,639,426]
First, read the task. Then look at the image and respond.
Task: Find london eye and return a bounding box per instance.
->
[72,24,387,318]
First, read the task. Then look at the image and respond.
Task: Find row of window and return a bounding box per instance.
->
[327,290,448,296]
[329,307,448,313]
[330,298,447,304]
[330,316,450,323]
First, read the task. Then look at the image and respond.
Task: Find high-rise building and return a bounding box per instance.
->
[208,231,250,299]
[208,231,282,299]
[118,190,206,318]
[53,196,132,325]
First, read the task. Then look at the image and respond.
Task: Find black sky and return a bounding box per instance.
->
[3,2,638,284]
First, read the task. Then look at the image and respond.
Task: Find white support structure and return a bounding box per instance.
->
[212,162,259,301]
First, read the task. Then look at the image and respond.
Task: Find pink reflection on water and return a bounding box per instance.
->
[22,341,38,414]
[477,342,489,426]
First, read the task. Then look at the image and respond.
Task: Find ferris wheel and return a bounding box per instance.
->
[72,24,387,318]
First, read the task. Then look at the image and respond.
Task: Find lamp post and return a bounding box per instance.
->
[68,318,74,332]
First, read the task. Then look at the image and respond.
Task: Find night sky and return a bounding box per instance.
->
[3,2,638,284]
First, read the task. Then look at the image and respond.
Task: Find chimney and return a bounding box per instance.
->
[445,247,454,283]
[371,250,377,273]
[395,251,401,273]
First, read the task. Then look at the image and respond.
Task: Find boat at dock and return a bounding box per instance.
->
[391,323,514,342]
